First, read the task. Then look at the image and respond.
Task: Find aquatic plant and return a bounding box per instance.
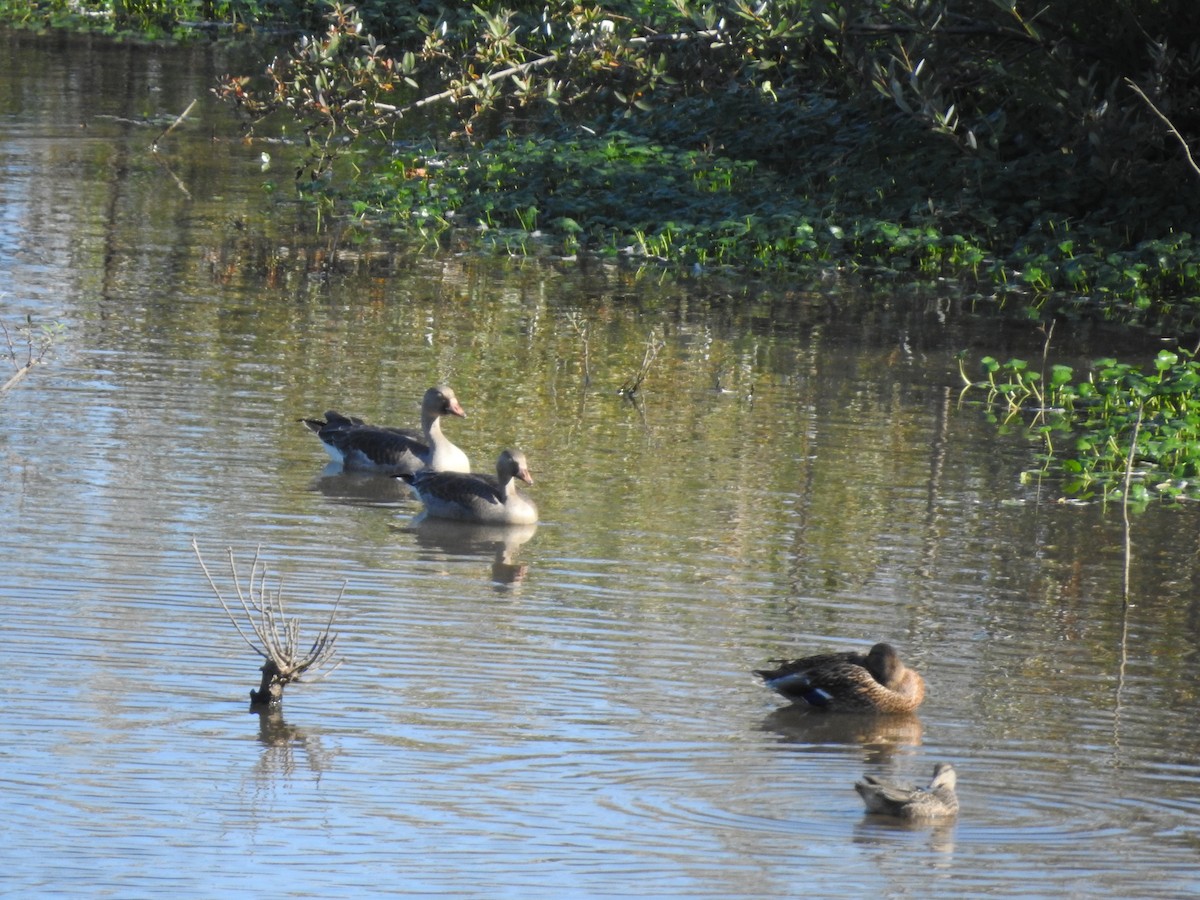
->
[960,348,1200,502]
[192,539,344,707]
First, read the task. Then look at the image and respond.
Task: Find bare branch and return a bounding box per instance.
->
[392,52,560,117]
[1126,78,1200,181]
[152,98,198,151]
[619,330,666,397]
[193,539,347,705]
[0,316,59,398]
[192,537,266,658]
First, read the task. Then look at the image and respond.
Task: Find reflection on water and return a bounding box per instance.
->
[853,815,958,855]
[762,706,924,764]
[310,464,415,506]
[408,516,539,585]
[4,27,1200,900]
[253,707,337,781]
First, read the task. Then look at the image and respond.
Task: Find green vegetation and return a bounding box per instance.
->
[960,348,1200,502]
[0,0,318,39]
[207,1,1200,327]
[9,0,1200,501]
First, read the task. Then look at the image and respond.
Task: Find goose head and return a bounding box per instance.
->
[498,449,534,486]
[424,384,467,420]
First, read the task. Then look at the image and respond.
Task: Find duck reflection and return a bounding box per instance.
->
[852,813,957,855]
[408,515,538,584]
[761,705,923,763]
[310,463,414,506]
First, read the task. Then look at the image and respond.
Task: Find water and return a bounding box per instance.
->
[3,29,1200,898]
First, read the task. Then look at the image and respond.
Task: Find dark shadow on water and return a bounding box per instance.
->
[761,705,924,763]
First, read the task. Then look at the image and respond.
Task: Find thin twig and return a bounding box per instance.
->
[358,53,560,118]
[0,317,56,398]
[1126,78,1200,180]
[619,331,665,397]
[152,99,198,151]
[566,312,591,387]
[1114,405,1141,760]
[1121,405,1144,607]
[192,537,267,657]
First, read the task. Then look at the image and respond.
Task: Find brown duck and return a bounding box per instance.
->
[855,762,959,819]
[755,642,925,713]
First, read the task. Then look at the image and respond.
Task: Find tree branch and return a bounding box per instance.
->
[1126,78,1200,180]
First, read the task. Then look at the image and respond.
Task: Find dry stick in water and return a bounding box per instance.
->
[0,317,55,398]
[193,538,345,707]
[152,98,197,151]
[619,332,665,397]
[1120,405,1144,607]
[566,312,591,387]
[1115,405,1143,756]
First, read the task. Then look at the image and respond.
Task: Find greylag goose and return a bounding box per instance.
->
[855,763,959,819]
[303,385,470,475]
[755,642,926,713]
[398,448,538,525]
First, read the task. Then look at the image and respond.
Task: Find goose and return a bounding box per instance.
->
[303,385,470,474]
[855,763,959,819]
[398,448,538,525]
[755,642,926,713]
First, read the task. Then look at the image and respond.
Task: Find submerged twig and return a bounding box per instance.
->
[152,99,198,151]
[1,315,60,398]
[1120,406,1144,607]
[193,538,345,707]
[619,330,666,398]
[566,311,591,387]
[1114,405,1142,761]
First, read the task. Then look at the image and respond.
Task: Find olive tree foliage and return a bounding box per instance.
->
[218,1,1200,207]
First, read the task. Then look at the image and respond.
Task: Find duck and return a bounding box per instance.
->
[398,448,538,525]
[303,385,471,475]
[754,642,926,713]
[855,763,959,819]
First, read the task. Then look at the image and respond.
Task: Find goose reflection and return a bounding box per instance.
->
[310,463,414,506]
[408,515,538,584]
[761,705,923,763]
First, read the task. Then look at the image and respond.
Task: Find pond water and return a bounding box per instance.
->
[3,30,1200,898]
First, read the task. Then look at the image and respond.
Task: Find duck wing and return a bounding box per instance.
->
[755,651,871,708]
